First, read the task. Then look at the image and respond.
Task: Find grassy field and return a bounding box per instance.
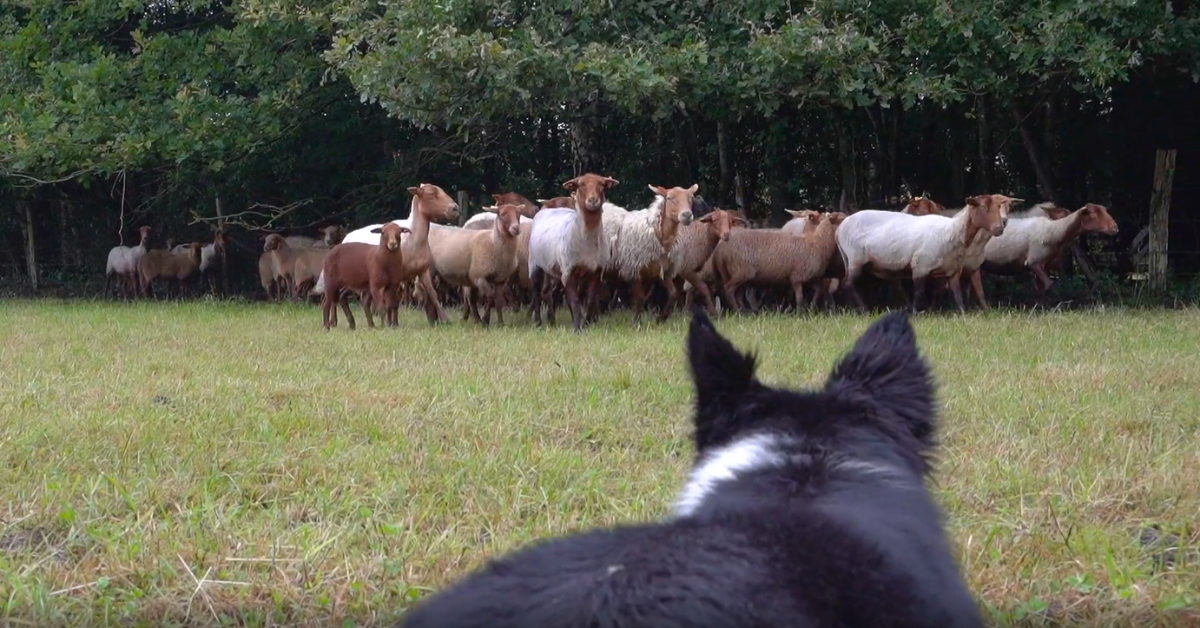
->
[1,299,1198,627]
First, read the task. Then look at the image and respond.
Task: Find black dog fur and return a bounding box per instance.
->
[396,311,982,628]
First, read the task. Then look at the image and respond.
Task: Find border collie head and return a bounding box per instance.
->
[676,310,937,516]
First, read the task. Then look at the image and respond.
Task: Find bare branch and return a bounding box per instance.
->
[188,198,314,231]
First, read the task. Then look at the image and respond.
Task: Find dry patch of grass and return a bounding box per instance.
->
[1,300,1198,626]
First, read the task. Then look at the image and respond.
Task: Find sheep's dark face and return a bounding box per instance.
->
[408,183,460,223]
[563,173,618,213]
[1080,203,1118,235]
[494,204,523,238]
[263,234,284,253]
[492,193,538,218]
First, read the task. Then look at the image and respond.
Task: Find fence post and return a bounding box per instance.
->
[19,200,38,292]
[1148,148,1177,293]
[457,190,470,226]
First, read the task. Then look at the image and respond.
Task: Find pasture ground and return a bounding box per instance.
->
[1,300,1198,627]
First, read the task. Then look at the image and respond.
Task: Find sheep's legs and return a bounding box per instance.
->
[529,267,546,326]
[564,273,585,332]
[791,280,808,313]
[911,275,929,313]
[1031,264,1053,300]
[657,278,679,322]
[968,269,990,311]
[416,270,446,325]
[680,272,717,316]
[583,272,602,328]
[721,279,748,314]
[629,279,648,324]
[944,273,967,314]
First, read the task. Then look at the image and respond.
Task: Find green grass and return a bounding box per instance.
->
[1,299,1199,627]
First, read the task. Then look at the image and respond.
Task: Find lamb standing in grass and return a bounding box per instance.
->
[528,173,619,332]
[321,222,413,330]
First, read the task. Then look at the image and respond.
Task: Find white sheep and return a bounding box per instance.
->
[981,203,1118,299]
[598,184,697,322]
[104,225,152,299]
[903,194,1021,311]
[835,195,1009,313]
[527,173,619,331]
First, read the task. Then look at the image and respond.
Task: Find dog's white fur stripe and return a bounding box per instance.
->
[673,433,787,518]
[673,433,913,518]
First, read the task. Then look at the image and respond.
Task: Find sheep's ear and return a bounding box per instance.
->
[370,227,383,234]
[562,177,579,191]
[398,227,412,234]
[733,218,750,228]
[699,214,715,223]
[687,184,699,194]
[491,194,502,202]
[407,186,421,196]
[648,184,668,197]
[965,196,982,207]
[784,209,804,217]
[602,177,620,190]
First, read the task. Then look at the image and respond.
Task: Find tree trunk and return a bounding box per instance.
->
[570,98,604,175]
[216,195,228,295]
[457,190,471,226]
[1011,103,1056,202]
[717,121,735,206]
[976,95,993,192]
[1148,149,1177,293]
[889,100,901,200]
[537,117,553,196]
[20,200,38,291]
[482,128,498,193]
[837,120,858,212]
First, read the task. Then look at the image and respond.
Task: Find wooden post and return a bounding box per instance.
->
[1148,149,1177,293]
[20,200,38,292]
[216,195,228,295]
[457,190,470,226]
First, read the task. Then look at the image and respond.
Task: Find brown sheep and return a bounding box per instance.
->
[712,212,844,313]
[321,223,413,330]
[138,242,203,299]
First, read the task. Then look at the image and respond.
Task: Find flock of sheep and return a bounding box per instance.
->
[102,173,1119,330]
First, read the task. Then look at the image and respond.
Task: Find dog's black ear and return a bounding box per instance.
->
[826,312,935,444]
[687,311,757,448]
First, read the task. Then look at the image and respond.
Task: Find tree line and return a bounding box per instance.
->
[2,0,1199,294]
